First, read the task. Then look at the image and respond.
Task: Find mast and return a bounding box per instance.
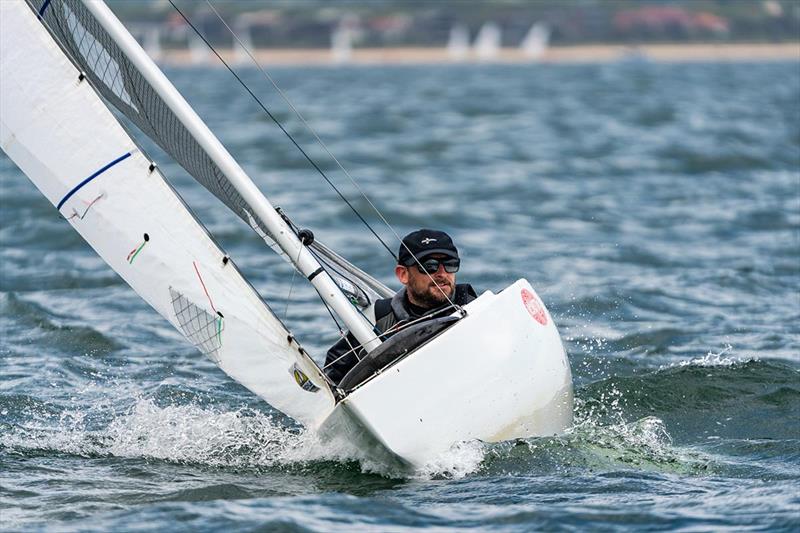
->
[81,0,381,352]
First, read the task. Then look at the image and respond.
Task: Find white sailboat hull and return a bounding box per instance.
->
[317,279,574,468]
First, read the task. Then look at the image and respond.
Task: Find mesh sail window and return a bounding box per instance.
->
[170,287,223,364]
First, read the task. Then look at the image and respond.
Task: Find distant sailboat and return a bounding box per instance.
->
[521,22,550,60]
[233,20,254,66]
[143,27,162,63]
[447,24,469,61]
[331,16,355,64]
[474,22,501,61]
[189,31,209,65]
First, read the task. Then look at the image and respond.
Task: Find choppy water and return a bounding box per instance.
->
[2,60,799,531]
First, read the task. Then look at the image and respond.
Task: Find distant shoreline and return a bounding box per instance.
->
[157,43,800,66]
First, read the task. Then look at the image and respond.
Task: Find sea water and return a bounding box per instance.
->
[1,61,798,531]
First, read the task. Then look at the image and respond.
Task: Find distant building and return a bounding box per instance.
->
[614,7,729,40]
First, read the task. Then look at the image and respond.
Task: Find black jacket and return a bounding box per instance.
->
[323,284,477,385]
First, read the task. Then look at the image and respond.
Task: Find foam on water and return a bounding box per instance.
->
[663,344,755,369]
[0,375,710,481]
[2,398,302,467]
[1,392,489,479]
[566,396,712,475]
[567,415,702,471]
[415,440,487,480]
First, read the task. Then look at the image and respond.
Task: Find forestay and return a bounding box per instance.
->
[0,0,334,425]
[27,0,392,310]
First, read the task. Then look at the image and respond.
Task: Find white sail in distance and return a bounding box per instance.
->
[521,22,550,60]
[331,16,356,63]
[447,24,469,61]
[474,22,501,61]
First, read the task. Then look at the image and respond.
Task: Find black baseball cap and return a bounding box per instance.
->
[398,229,459,266]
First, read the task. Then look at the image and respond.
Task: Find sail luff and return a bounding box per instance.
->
[80,0,381,352]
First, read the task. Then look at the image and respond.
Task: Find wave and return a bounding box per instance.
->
[1,353,796,481]
[576,356,800,444]
[0,399,707,483]
[1,399,305,467]
[478,415,714,479]
[0,293,123,355]
[0,393,488,481]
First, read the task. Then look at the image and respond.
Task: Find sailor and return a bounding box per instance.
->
[324,229,477,385]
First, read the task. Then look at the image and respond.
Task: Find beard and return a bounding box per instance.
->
[408,278,455,309]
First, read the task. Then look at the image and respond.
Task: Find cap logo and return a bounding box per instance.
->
[421,238,437,244]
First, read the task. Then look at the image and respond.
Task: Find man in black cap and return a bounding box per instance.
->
[323,228,477,385]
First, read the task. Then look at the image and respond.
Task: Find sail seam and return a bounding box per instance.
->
[56,151,131,210]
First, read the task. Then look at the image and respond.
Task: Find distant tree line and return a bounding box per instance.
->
[111,0,800,48]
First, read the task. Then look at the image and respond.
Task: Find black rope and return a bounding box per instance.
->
[167,0,397,260]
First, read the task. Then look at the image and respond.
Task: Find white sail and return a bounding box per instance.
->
[24,0,382,352]
[331,21,353,63]
[521,22,550,60]
[0,0,335,426]
[233,21,253,67]
[474,22,501,61]
[144,26,162,63]
[447,24,469,61]
[189,31,210,65]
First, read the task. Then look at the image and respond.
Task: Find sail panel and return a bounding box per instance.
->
[1,0,334,426]
[29,0,285,257]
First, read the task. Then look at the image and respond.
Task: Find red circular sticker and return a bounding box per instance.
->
[521,288,548,325]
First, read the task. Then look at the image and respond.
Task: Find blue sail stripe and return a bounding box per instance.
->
[57,152,132,211]
[38,0,53,19]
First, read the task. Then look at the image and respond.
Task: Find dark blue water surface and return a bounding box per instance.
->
[1,59,799,531]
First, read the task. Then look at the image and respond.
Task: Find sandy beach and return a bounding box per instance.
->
[159,42,800,66]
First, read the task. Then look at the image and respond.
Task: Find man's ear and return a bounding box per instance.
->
[395,265,409,285]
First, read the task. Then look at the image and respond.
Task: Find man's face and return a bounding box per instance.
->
[395,254,456,309]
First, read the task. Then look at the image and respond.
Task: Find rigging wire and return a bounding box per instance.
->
[283,246,303,321]
[305,245,383,336]
[166,0,397,260]
[190,0,461,312]
[280,213,377,316]
[202,0,403,247]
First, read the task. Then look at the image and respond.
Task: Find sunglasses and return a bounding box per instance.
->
[412,257,460,274]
